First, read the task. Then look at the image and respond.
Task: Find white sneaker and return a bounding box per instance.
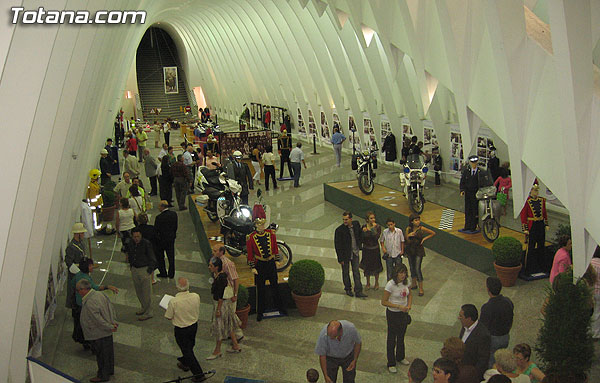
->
[400,359,410,365]
[388,366,397,373]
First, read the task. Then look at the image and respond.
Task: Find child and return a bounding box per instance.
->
[306,368,319,382]
[493,167,512,214]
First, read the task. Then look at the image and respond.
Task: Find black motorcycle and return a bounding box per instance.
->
[219,193,292,272]
[352,149,378,195]
[196,167,241,222]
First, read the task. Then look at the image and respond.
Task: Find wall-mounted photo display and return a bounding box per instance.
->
[163,66,178,94]
[44,266,56,323]
[401,119,414,144]
[308,109,316,137]
[476,130,495,169]
[450,127,464,173]
[297,108,306,137]
[423,121,439,155]
[348,115,360,152]
[363,117,374,142]
[320,111,331,143]
[381,120,391,138]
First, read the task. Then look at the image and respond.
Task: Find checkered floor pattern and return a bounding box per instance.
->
[438,209,455,230]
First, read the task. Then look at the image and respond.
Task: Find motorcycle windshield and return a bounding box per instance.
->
[406,154,424,169]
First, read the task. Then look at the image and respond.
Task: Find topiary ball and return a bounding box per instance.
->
[492,236,523,267]
[288,259,325,296]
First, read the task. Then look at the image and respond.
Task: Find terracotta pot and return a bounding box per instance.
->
[493,262,522,287]
[102,205,116,222]
[291,291,322,317]
[235,304,251,329]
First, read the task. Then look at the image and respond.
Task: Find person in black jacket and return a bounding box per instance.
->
[459,155,492,233]
[381,133,397,162]
[458,304,491,380]
[334,211,367,298]
[124,228,157,321]
[479,277,513,368]
[136,213,160,282]
[432,148,443,186]
[159,154,174,207]
[154,200,178,279]
[229,151,253,205]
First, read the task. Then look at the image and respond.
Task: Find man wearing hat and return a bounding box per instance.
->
[277,130,293,179]
[459,156,488,234]
[65,223,88,309]
[520,184,549,274]
[247,216,286,321]
[99,149,112,185]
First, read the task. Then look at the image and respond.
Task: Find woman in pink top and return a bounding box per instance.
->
[493,168,512,199]
[549,235,572,284]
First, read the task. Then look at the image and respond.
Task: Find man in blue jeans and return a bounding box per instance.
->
[289,142,306,187]
[379,218,405,281]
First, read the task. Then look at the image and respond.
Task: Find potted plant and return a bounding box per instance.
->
[536,270,594,382]
[492,236,522,286]
[235,284,250,329]
[101,181,117,222]
[288,259,325,317]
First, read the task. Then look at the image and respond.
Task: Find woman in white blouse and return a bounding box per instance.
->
[381,264,412,373]
[116,198,136,249]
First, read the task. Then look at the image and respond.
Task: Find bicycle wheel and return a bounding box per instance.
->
[358,173,374,195]
[275,241,292,272]
[482,218,500,242]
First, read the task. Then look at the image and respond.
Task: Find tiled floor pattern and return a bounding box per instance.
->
[40,124,598,382]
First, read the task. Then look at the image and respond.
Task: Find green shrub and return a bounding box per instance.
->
[101,181,117,207]
[492,236,522,267]
[236,284,249,310]
[536,270,593,381]
[288,259,325,296]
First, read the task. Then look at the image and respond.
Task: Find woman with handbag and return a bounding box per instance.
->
[381,264,412,373]
[128,184,146,217]
[405,213,435,296]
[206,257,242,360]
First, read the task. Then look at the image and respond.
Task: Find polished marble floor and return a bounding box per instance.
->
[41,123,597,382]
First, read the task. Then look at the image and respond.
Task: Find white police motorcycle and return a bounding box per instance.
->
[401,154,428,214]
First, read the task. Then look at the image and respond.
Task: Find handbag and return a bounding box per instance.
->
[496,191,507,206]
[223,285,234,300]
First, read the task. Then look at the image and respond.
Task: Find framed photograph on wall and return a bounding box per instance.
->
[450,128,464,176]
[297,108,306,137]
[320,111,331,143]
[308,109,316,137]
[163,66,178,94]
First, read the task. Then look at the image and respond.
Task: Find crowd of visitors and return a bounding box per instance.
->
[67,121,586,383]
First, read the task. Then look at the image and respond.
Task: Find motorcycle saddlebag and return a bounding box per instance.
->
[351,155,359,170]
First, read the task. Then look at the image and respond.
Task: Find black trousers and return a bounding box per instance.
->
[174,323,204,377]
[255,259,283,314]
[164,132,170,146]
[464,189,478,230]
[90,335,114,380]
[157,239,176,278]
[279,154,293,178]
[71,305,86,344]
[264,165,277,190]
[149,175,158,195]
[525,221,546,274]
[386,309,408,366]
[326,351,355,383]
[241,194,249,205]
[435,171,441,185]
[159,176,173,203]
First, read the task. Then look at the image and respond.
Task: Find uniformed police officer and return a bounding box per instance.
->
[277,130,293,179]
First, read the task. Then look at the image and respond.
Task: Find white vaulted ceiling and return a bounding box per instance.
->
[0,1,599,380]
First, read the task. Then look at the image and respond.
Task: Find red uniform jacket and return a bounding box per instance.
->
[247,229,278,263]
[520,196,548,232]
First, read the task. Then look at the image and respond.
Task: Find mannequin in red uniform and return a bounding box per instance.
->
[520,184,548,275]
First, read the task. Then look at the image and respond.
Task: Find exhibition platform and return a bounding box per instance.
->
[324,180,548,276]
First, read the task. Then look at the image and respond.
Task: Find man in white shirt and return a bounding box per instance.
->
[380,218,405,281]
[289,142,307,187]
[158,143,169,161]
[114,172,133,199]
[164,277,206,382]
